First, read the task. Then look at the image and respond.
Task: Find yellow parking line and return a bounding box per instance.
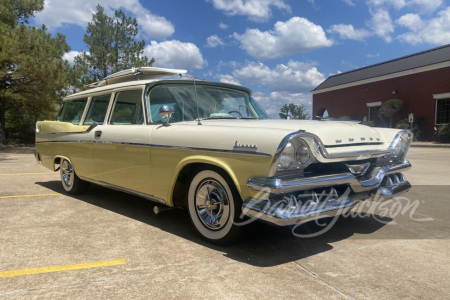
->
[0,173,54,176]
[0,193,61,199]
[0,259,126,278]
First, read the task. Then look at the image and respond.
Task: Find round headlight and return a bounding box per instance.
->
[278,142,295,169]
[297,145,310,165]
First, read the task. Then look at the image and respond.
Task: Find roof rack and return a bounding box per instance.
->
[84,67,187,89]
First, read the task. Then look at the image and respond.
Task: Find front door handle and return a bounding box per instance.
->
[94,130,102,138]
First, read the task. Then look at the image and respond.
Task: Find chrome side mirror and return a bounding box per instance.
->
[159,105,174,125]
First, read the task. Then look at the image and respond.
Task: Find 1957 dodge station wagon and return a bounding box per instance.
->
[35,67,412,243]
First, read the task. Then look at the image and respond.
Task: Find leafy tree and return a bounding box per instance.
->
[379,99,403,128]
[0,0,69,144]
[279,103,310,120]
[71,5,154,89]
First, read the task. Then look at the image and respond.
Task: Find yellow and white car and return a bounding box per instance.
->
[35,67,412,243]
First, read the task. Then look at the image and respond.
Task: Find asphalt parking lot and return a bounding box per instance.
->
[0,147,449,299]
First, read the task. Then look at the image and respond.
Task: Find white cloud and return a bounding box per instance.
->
[368,0,407,10]
[234,17,332,60]
[209,0,291,22]
[219,22,229,29]
[396,13,424,31]
[143,40,207,70]
[328,24,371,40]
[206,35,225,48]
[133,12,175,39]
[341,0,356,6]
[232,61,325,93]
[409,0,443,13]
[34,0,174,39]
[397,7,450,45]
[63,51,82,65]
[368,0,443,12]
[216,74,241,85]
[366,53,380,58]
[252,91,312,119]
[367,8,394,42]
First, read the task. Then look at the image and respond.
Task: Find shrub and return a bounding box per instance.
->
[437,124,450,143]
[380,99,403,127]
[395,116,423,141]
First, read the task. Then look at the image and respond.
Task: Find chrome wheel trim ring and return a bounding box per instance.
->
[194,178,230,230]
[61,160,74,189]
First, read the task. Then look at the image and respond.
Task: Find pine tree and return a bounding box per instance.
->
[72,5,154,87]
[0,0,69,144]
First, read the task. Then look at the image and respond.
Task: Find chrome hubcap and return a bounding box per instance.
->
[61,160,74,188]
[195,179,230,230]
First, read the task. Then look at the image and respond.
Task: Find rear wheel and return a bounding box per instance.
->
[60,159,90,194]
[188,169,242,244]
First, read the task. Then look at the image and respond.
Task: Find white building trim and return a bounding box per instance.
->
[366,101,382,107]
[433,92,450,99]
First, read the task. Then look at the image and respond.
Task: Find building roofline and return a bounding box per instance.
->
[312,61,450,95]
[313,43,450,93]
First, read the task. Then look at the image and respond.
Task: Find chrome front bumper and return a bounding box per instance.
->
[242,160,411,226]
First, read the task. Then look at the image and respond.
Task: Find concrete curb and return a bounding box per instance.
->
[410,142,450,148]
[0,145,35,154]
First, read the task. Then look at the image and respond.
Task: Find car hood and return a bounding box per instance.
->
[199,119,386,146]
[152,119,399,158]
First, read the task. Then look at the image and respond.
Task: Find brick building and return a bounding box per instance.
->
[312,44,450,140]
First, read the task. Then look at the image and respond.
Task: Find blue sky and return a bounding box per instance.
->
[31,0,450,118]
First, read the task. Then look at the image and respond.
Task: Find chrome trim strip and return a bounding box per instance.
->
[249,160,411,194]
[149,144,272,156]
[325,142,383,148]
[79,176,166,204]
[35,140,272,157]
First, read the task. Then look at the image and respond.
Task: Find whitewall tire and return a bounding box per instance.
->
[59,159,90,195]
[188,169,241,243]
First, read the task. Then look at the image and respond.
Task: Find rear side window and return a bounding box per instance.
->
[57,98,88,124]
[83,94,111,125]
[110,90,144,125]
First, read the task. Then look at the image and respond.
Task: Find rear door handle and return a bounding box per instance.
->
[94,130,102,138]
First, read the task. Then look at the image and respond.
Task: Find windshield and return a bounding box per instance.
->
[147,84,269,123]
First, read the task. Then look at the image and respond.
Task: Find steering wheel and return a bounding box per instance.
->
[228,110,242,118]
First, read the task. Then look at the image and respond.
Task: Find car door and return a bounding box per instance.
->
[92,88,152,195]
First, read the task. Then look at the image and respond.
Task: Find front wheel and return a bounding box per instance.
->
[188,169,242,244]
[60,158,90,195]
